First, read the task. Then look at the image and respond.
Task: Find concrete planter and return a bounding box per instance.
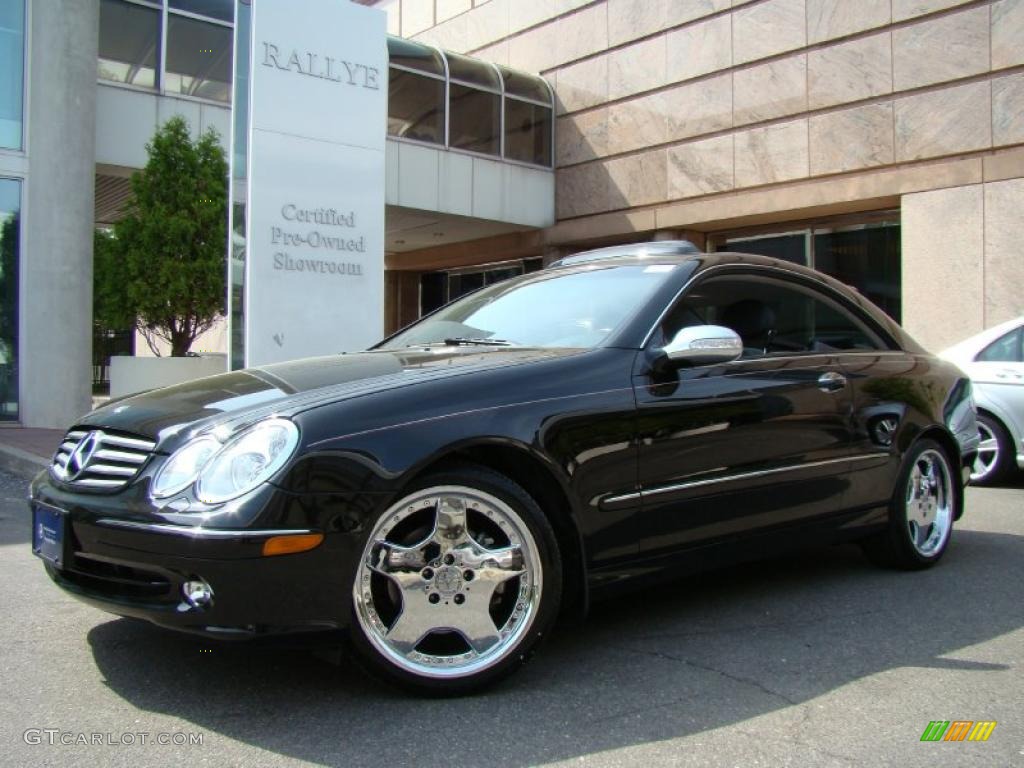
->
[109,355,228,399]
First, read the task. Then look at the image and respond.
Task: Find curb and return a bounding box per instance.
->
[0,444,48,483]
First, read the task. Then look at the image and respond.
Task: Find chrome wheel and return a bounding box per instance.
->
[354,485,542,680]
[970,416,1006,484]
[971,421,1000,482]
[905,448,953,557]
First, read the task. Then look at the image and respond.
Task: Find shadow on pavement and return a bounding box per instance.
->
[87,525,1024,767]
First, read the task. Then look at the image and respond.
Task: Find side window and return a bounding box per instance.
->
[659,275,886,358]
[976,328,1023,363]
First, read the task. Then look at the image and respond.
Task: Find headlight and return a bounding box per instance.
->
[151,436,220,499]
[150,419,299,503]
[196,418,299,504]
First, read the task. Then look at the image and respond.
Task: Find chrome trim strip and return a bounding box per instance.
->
[93,448,148,464]
[75,478,125,488]
[607,453,890,505]
[101,434,157,450]
[95,519,314,539]
[87,464,138,476]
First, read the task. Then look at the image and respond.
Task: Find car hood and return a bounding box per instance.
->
[80,347,580,447]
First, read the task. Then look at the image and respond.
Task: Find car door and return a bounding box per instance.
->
[634,271,860,557]
[966,325,1024,453]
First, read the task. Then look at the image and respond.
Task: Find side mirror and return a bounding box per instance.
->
[660,325,743,367]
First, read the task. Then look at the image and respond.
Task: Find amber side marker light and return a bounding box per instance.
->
[262,533,324,557]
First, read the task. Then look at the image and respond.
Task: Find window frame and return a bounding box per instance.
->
[645,265,901,359]
[97,0,235,107]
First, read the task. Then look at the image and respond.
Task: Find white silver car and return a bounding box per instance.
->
[941,317,1024,485]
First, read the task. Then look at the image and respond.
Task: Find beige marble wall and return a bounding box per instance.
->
[733,55,807,125]
[807,32,892,110]
[665,15,732,82]
[901,185,985,352]
[668,135,735,198]
[732,0,806,64]
[806,0,890,43]
[734,119,809,187]
[408,0,1022,223]
[984,178,1024,325]
[993,73,1024,146]
[992,0,1024,69]
[895,81,992,161]
[903,178,1024,352]
[892,0,974,21]
[892,6,989,91]
[809,103,894,174]
[436,0,472,24]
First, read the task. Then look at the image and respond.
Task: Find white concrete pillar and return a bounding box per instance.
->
[20,0,98,428]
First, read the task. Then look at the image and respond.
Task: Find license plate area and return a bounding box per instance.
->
[32,503,68,567]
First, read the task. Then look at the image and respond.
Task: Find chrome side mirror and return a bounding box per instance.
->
[661,325,743,367]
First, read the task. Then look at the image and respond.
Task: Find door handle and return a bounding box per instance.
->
[818,371,847,392]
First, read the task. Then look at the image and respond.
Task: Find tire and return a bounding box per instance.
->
[970,413,1013,486]
[862,439,958,570]
[349,464,562,695]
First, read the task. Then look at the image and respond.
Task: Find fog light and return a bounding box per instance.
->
[182,579,214,609]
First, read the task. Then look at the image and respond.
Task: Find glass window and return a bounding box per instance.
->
[0,179,20,420]
[169,0,234,22]
[231,0,250,176]
[662,276,886,356]
[387,37,444,76]
[814,223,901,322]
[450,84,499,155]
[388,69,445,143]
[445,51,500,90]
[230,202,246,370]
[717,219,901,321]
[383,265,672,350]
[98,0,160,89]
[504,98,552,166]
[724,233,808,265]
[0,0,24,150]
[165,13,233,102]
[977,328,1023,363]
[498,66,550,103]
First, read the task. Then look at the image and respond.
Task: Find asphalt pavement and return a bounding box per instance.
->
[1,467,1021,768]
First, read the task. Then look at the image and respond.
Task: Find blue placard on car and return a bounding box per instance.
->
[31,504,66,567]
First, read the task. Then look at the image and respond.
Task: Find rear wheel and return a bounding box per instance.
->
[862,439,957,570]
[349,465,561,695]
[970,413,1012,486]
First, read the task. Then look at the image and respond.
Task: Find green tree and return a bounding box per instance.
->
[0,213,18,381]
[107,116,228,356]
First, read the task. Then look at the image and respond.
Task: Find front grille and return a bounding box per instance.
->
[51,428,156,491]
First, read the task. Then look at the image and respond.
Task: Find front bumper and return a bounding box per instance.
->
[30,477,370,638]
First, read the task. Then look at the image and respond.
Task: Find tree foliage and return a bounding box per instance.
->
[103,116,228,356]
[0,213,17,366]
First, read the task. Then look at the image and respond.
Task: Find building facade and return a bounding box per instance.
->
[1,0,1022,428]
[387,0,1024,356]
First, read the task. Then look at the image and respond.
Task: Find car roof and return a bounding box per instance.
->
[940,315,1024,359]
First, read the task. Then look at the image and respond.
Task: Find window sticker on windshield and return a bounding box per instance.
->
[643,265,675,273]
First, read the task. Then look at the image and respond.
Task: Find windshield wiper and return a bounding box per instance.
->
[442,337,514,347]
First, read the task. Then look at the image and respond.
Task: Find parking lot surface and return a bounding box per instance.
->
[1,468,1021,767]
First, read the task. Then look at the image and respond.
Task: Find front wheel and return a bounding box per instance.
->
[862,439,958,570]
[349,465,562,695]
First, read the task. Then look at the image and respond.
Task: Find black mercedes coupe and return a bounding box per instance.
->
[30,241,979,694]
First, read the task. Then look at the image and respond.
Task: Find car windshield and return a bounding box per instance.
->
[380,264,678,349]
